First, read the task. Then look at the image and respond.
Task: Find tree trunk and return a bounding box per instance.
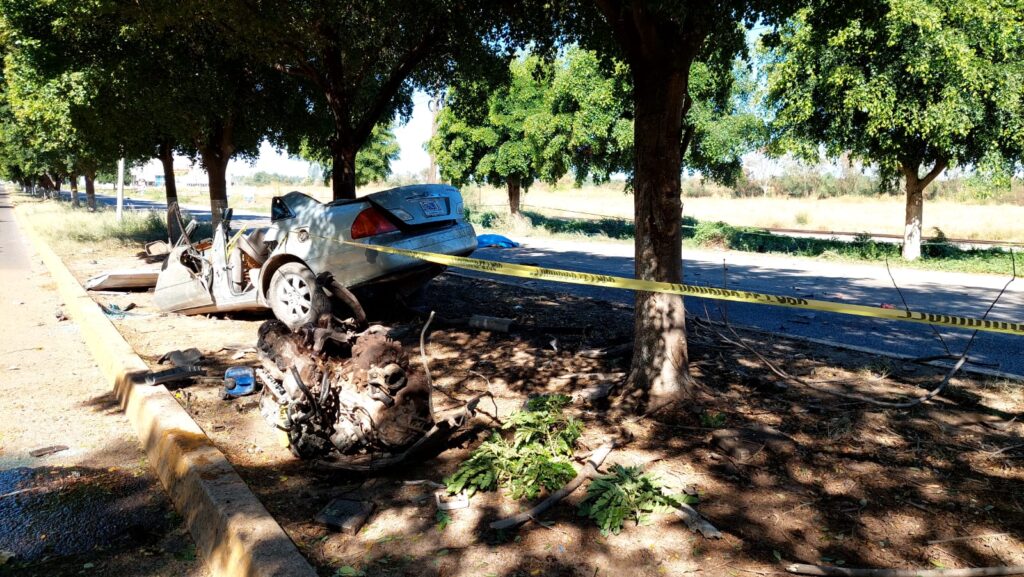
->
[508,175,522,215]
[70,173,80,208]
[428,95,442,183]
[39,174,56,199]
[331,141,358,201]
[85,173,96,211]
[900,159,946,261]
[158,141,178,206]
[203,152,229,229]
[197,121,236,229]
[622,62,694,410]
[158,141,182,243]
[902,169,924,261]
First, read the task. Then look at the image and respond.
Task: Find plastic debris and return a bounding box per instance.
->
[158,348,204,367]
[30,445,69,458]
[315,499,375,534]
[136,366,206,386]
[223,366,257,399]
[435,490,470,510]
[476,234,519,248]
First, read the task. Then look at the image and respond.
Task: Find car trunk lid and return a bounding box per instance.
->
[366,184,461,227]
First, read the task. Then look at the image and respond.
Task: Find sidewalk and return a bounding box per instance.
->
[0,189,207,576]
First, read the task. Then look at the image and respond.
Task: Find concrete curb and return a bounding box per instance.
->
[14,205,317,577]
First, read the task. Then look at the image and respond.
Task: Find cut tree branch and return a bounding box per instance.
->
[490,443,615,530]
[787,563,1024,577]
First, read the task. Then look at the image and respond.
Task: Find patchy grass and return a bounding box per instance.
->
[463,181,1024,243]
[685,220,1017,275]
[16,195,210,253]
[467,207,1019,276]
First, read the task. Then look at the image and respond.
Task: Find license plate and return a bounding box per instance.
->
[419,199,446,217]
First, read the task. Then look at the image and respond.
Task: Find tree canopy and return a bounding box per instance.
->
[763,0,1024,259]
[429,54,562,214]
[196,0,511,200]
[431,44,763,217]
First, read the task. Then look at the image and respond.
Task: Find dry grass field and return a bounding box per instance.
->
[464,182,1024,243]
[121,178,1024,243]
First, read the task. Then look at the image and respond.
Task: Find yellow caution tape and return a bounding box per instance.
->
[341,240,1024,337]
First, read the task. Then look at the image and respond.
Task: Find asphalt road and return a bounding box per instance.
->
[82,191,1024,377]
[465,236,1024,377]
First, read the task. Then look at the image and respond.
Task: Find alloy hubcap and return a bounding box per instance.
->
[277,275,311,321]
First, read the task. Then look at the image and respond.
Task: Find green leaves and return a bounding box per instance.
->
[577,465,695,536]
[445,394,581,501]
[764,0,1024,175]
[430,48,632,192]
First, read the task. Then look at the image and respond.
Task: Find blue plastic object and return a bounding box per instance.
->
[476,234,519,248]
[223,366,256,398]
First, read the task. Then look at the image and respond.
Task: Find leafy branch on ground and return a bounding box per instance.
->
[577,464,696,536]
[445,394,581,500]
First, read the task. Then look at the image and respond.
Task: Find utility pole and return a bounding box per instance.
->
[116,158,125,222]
[427,94,443,183]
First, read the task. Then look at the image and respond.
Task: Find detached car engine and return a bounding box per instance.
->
[255,317,433,460]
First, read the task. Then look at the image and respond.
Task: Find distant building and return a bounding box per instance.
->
[132,157,233,189]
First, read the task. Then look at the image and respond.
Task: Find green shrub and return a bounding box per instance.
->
[692,221,737,247]
[445,394,582,500]
[578,465,696,536]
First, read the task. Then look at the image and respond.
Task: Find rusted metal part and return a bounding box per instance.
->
[256,318,433,461]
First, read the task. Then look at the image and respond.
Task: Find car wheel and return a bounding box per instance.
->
[269,262,329,330]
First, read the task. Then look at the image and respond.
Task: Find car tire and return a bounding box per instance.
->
[269,262,330,330]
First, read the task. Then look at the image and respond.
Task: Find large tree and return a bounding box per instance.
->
[200,0,509,201]
[1,0,200,213]
[763,0,1024,260]
[114,2,310,226]
[531,1,794,411]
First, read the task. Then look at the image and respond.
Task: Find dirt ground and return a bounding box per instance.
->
[0,207,206,577]
[49,234,1024,577]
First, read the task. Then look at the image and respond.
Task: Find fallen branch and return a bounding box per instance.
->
[711,317,967,409]
[886,257,951,357]
[672,503,722,539]
[420,311,437,418]
[699,248,1017,409]
[927,533,1010,545]
[786,563,1024,577]
[490,442,615,530]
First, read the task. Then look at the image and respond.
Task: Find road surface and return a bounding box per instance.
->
[467,236,1024,377]
[83,190,1024,377]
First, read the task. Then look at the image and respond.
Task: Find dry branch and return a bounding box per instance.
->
[927,533,1010,545]
[786,563,1024,577]
[672,503,722,539]
[490,443,615,530]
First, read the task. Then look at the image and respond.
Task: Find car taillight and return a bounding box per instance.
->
[350,207,398,239]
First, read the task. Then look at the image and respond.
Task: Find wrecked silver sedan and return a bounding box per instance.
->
[154,184,477,328]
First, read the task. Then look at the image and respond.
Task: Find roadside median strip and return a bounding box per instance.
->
[15,206,317,577]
